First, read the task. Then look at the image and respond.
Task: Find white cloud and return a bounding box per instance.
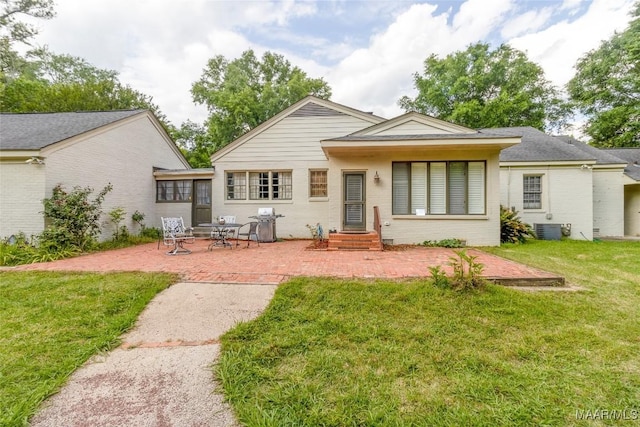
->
[27,0,637,129]
[501,8,554,39]
[508,0,635,89]
[327,0,515,118]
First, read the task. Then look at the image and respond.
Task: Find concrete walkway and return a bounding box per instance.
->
[30,282,276,427]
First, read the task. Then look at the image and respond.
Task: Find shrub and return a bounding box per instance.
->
[428,265,450,289]
[41,183,112,251]
[448,249,485,290]
[421,238,466,248]
[500,206,535,244]
[108,207,128,241]
[0,233,79,266]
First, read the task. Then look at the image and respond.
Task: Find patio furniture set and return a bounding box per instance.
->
[159,216,259,255]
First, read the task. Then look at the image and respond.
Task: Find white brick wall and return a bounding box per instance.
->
[0,162,46,238]
[500,165,593,240]
[593,168,624,237]
[0,112,189,240]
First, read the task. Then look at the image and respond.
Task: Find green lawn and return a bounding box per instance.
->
[0,271,176,427]
[217,240,640,426]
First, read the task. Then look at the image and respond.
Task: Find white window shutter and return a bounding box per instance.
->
[411,163,427,214]
[468,162,485,214]
[429,162,447,214]
[393,163,409,214]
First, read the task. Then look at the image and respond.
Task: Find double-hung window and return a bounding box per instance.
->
[226,171,292,200]
[392,161,485,215]
[523,175,542,209]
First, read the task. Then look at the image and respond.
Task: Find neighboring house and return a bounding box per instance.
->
[602,148,640,236]
[210,96,520,246]
[0,110,194,240]
[495,127,628,240]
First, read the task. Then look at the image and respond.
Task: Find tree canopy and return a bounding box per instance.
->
[399,42,571,133]
[1,48,167,124]
[567,2,640,148]
[187,49,331,166]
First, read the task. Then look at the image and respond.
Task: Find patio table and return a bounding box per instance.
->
[200,223,242,250]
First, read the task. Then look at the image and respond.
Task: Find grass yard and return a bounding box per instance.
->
[217,240,640,426]
[0,271,176,427]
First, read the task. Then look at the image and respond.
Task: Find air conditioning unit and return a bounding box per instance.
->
[534,224,562,240]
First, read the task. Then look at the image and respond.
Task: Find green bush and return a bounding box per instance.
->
[0,233,78,266]
[421,238,466,248]
[41,183,112,251]
[448,249,485,290]
[500,205,535,244]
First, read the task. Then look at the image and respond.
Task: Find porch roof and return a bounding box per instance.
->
[320,131,520,154]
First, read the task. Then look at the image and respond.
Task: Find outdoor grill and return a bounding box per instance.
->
[250,207,284,243]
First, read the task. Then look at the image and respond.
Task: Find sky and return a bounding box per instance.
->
[28,0,637,129]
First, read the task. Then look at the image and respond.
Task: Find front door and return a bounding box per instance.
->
[343,172,366,231]
[193,180,212,226]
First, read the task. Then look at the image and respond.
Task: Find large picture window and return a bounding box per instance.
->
[523,175,542,209]
[392,161,485,215]
[156,180,192,202]
[227,171,292,201]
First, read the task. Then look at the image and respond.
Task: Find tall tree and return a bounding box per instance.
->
[567,2,640,148]
[1,49,169,126]
[0,0,54,46]
[191,49,331,162]
[399,42,571,133]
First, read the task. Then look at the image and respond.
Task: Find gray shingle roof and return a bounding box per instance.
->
[555,135,628,165]
[604,148,640,181]
[491,127,595,162]
[0,110,145,150]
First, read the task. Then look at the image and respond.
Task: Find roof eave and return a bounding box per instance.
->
[320,137,519,155]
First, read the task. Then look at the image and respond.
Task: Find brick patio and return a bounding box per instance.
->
[12,239,563,286]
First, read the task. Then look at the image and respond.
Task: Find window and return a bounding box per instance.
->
[156,180,192,202]
[226,172,246,200]
[227,171,292,200]
[523,175,542,209]
[392,161,485,215]
[309,170,328,197]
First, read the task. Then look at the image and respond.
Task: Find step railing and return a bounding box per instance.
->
[373,206,383,247]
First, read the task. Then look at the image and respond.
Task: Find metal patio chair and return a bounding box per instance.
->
[237,221,260,247]
[159,217,195,255]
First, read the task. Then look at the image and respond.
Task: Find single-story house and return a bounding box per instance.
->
[210,96,520,247]
[3,98,636,246]
[0,110,200,240]
[495,127,629,240]
[603,148,640,236]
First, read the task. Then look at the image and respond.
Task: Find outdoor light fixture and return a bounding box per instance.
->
[374,171,380,182]
[25,157,45,165]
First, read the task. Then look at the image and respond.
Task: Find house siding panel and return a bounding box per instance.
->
[220,116,371,163]
[593,169,624,237]
[625,185,640,236]
[500,166,593,240]
[0,162,46,238]
[42,114,188,239]
[212,114,379,238]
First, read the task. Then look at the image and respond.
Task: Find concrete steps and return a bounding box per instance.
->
[328,231,383,251]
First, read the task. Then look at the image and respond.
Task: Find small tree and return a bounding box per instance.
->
[41,183,112,251]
